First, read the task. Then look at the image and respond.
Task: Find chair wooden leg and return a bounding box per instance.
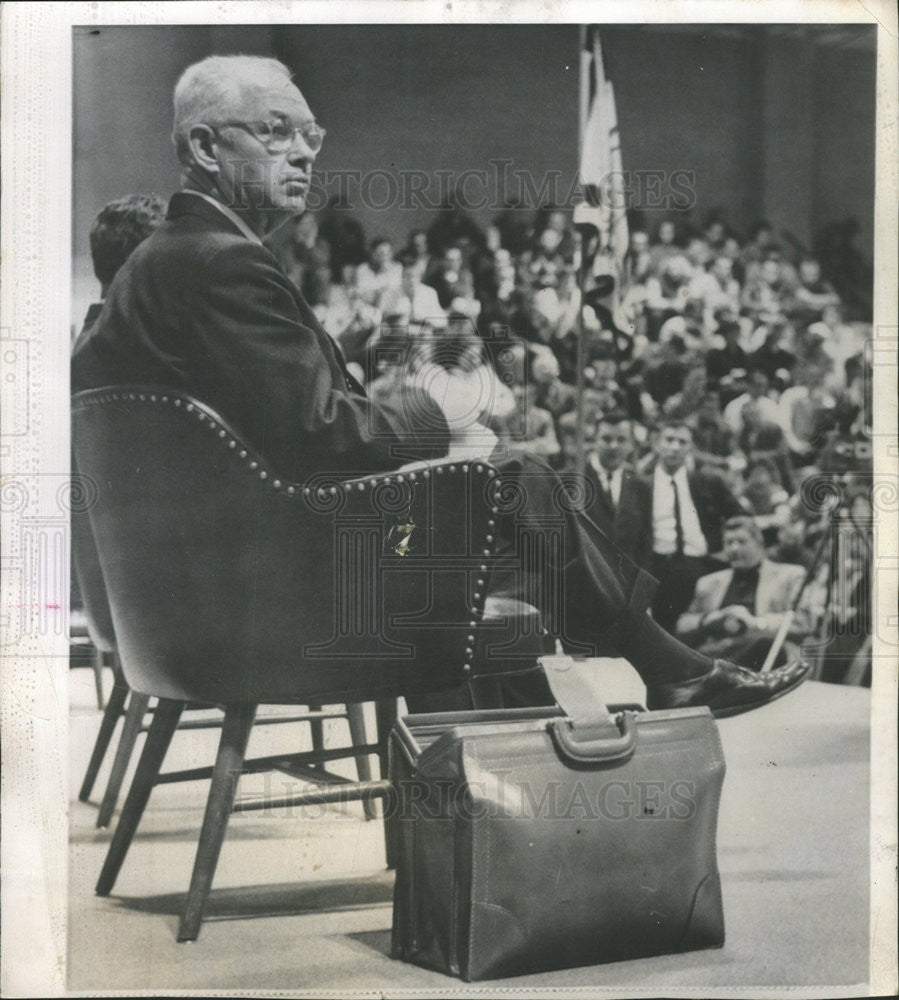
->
[93,647,107,709]
[307,699,324,767]
[345,701,375,820]
[96,691,151,828]
[96,698,183,897]
[374,698,400,869]
[177,704,257,942]
[79,671,129,802]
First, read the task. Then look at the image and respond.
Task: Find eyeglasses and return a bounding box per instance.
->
[208,118,326,153]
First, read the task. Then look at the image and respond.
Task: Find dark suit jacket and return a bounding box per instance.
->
[645,465,744,556]
[72,193,450,482]
[584,464,653,570]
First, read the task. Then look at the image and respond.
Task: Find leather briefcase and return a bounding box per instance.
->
[389,655,726,981]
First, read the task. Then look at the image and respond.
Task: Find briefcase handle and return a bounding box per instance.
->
[548,712,637,763]
[538,654,640,762]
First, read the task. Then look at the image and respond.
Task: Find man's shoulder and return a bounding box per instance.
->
[135,210,251,269]
[696,567,731,591]
[763,559,805,584]
[623,469,652,500]
[689,467,729,492]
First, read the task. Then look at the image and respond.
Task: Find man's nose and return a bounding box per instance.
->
[287,135,317,163]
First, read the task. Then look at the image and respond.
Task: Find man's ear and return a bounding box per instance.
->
[186,125,220,175]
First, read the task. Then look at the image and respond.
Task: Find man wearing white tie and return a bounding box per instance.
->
[649,418,743,630]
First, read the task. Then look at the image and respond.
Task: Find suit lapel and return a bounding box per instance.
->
[755,560,774,615]
[713,569,733,611]
[587,462,616,521]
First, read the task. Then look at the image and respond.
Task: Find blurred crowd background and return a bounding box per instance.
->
[72,24,880,687]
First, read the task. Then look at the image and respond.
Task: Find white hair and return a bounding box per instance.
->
[172,55,294,164]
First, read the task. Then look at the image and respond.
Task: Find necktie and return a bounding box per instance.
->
[671,476,684,555]
[602,472,615,511]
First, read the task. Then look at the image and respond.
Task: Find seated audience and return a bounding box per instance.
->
[739,457,792,542]
[276,212,331,308]
[499,383,560,459]
[790,257,841,318]
[377,250,447,330]
[676,516,814,670]
[355,236,402,305]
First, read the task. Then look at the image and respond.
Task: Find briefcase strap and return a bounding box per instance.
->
[538,655,615,729]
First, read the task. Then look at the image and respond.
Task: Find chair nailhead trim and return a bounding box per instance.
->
[250,461,258,470]
[259,471,267,480]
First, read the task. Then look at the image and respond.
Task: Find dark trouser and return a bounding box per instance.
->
[488,454,658,655]
[651,553,715,633]
[407,454,661,713]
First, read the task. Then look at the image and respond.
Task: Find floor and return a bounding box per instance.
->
[67,667,871,995]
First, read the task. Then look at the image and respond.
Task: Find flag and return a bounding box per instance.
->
[573,26,629,291]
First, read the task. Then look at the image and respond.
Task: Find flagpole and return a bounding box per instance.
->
[574,23,589,480]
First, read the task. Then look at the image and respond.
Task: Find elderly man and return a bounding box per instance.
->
[72,54,809,717]
[676,517,813,670]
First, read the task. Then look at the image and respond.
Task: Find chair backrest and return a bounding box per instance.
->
[71,451,117,654]
[72,387,502,705]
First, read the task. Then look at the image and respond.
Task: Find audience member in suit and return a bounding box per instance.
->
[648,418,744,631]
[676,517,813,670]
[72,54,810,718]
[73,193,166,349]
[585,411,653,570]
